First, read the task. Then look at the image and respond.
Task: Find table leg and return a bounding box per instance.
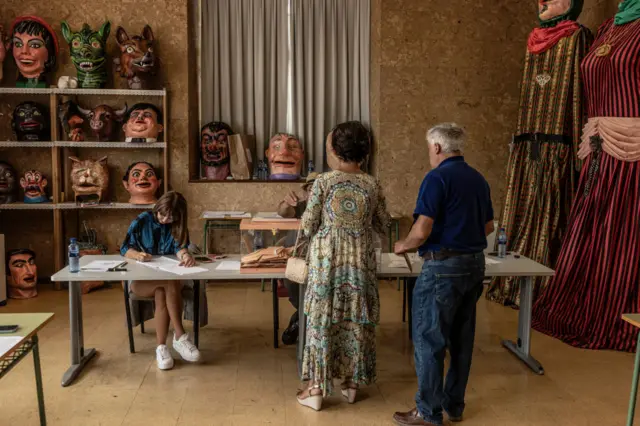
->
[501,276,544,375]
[297,283,307,380]
[194,280,200,348]
[62,281,96,387]
[272,279,279,349]
[396,220,401,291]
[203,221,209,255]
[627,332,640,426]
[408,278,415,341]
[402,279,407,323]
[32,334,46,426]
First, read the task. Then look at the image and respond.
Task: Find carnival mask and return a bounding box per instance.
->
[70,156,109,204]
[20,170,48,203]
[122,162,161,204]
[61,21,111,88]
[78,103,127,141]
[57,100,84,141]
[115,25,156,90]
[0,162,17,204]
[538,0,583,24]
[12,101,49,141]
[10,16,58,88]
[123,104,164,142]
[6,249,38,299]
[200,122,233,180]
[266,133,304,180]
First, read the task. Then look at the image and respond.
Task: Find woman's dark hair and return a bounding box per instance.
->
[153,191,188,247]
[201,121,234,135]
[13,20,57,72]
[330,121,371,164]
[126,103,163,124]
[122,161,158,182]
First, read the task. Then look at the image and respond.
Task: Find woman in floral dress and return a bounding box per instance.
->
[296,121,391,411]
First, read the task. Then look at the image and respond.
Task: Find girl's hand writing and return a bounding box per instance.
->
[135,252,153,262]
[179,253,196,267]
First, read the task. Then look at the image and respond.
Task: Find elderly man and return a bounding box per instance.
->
[393,123,494,426]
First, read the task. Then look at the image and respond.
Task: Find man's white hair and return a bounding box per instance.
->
[426,123,465,153]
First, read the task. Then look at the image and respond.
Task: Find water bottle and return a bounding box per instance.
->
[253,231,264,250]
[69,238,80,273]
[307,160,315,174]
[497,228,507,258]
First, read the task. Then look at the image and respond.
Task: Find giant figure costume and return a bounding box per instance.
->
[486,0,592,306]
[533,0,640,351]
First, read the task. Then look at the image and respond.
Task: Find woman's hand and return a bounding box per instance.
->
[135,252,153,262]
[179,253,196,267]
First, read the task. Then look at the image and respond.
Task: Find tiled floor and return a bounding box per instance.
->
[0,280,632,425]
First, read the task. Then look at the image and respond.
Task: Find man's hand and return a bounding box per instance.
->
[394,240,408,255]
[283,191,299,207]
[135,252,152,262]
[179,253,196,267]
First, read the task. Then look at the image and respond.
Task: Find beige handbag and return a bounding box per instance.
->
[285,229,308,284]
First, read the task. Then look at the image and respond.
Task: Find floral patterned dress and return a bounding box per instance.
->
[301,171,390,395]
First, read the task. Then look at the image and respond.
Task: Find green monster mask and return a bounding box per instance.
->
[538,0,584,28]
[61,21,110,88]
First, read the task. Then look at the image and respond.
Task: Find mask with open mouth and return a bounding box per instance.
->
[20,170,48,203]
[115,25,156,90]
[70,156,109,204]
[0,161,17,204]
[122,161,161,204]
[266,133,304,181]
[61,21,110,88]
[538,0,583,26]
[200,122,234,180]
[6,249,38,299]
[10,16,58,88]
[12,101,49,141]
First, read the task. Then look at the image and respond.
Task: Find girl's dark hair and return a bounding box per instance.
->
[330,121,371,164]
[13,20,57,72]
[201,121,234,135]
[153,191,189,247]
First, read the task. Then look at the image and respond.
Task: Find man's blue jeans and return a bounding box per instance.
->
[412,252,485,424]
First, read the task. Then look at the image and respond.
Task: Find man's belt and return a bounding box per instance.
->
[422,250,469,261]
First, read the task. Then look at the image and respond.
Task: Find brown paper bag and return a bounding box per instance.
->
[229,134,256,180]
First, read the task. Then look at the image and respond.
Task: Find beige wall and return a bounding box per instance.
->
[0,0,621,277]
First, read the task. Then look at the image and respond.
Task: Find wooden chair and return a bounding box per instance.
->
[122,280,200,353]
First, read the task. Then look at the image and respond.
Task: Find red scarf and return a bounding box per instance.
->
[527,20,581,54]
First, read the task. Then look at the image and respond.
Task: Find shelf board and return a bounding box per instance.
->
[57,202,154,210]
[0,202,55,210]
[0,88,52,95]
[0,141,55,148]
[54,88,166,96]
[55,141,166,149]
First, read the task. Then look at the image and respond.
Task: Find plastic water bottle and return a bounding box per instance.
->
[307,160,315,174]
[69,238,80,273]
[497,228,507,258]
[253,231,264,250]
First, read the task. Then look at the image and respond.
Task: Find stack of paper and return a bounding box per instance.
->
[202,211,251,219]
[137,257,208,275]
[80,260,127,272]
[252,212,298,222]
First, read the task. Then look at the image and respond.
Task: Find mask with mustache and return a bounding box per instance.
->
[12,101,49,141]
[200,122,233,180]
[20,170,48,203]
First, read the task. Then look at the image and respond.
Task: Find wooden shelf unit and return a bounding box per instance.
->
[0,88,170,280]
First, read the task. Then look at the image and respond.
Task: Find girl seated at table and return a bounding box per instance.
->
[120,191,201,370]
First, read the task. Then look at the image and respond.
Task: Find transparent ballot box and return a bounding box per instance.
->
[239,219,301,274]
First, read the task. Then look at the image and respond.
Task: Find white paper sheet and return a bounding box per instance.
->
[0,336,24,357]
[202,211,251,219]
[252,212,298,222]
[81,260,126,272]
[215,261,241,271]
[137,257,208,276]
[485,257,501,265]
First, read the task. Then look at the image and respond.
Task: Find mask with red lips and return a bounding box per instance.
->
[200,122,233,180]
[122,161,161,204]
[20,170,48,203]
[12,101,49,141]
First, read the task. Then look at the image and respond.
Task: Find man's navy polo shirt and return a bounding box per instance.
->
[414,156,493,256]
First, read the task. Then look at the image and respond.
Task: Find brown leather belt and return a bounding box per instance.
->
[422,250,468,261]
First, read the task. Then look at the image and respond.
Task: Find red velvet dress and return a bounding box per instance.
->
[532,18,640,351]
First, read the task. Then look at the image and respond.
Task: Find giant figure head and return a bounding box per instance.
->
[115,25,156,90]
[538,0,584,26]
[266,133,304,181]
[10,16,59,88]
[122,161,161,204]
[123,103,164,142]
[0,162,17,204]
[6,249,38,299]
[200,122,233,180]
[70,156,109,204]
[12,101,49,141]
[20,170,48,203]
[61,21,111,88]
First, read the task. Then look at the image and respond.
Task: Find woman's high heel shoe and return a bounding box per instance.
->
[296,385,323,411]
[341,381,358,404]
